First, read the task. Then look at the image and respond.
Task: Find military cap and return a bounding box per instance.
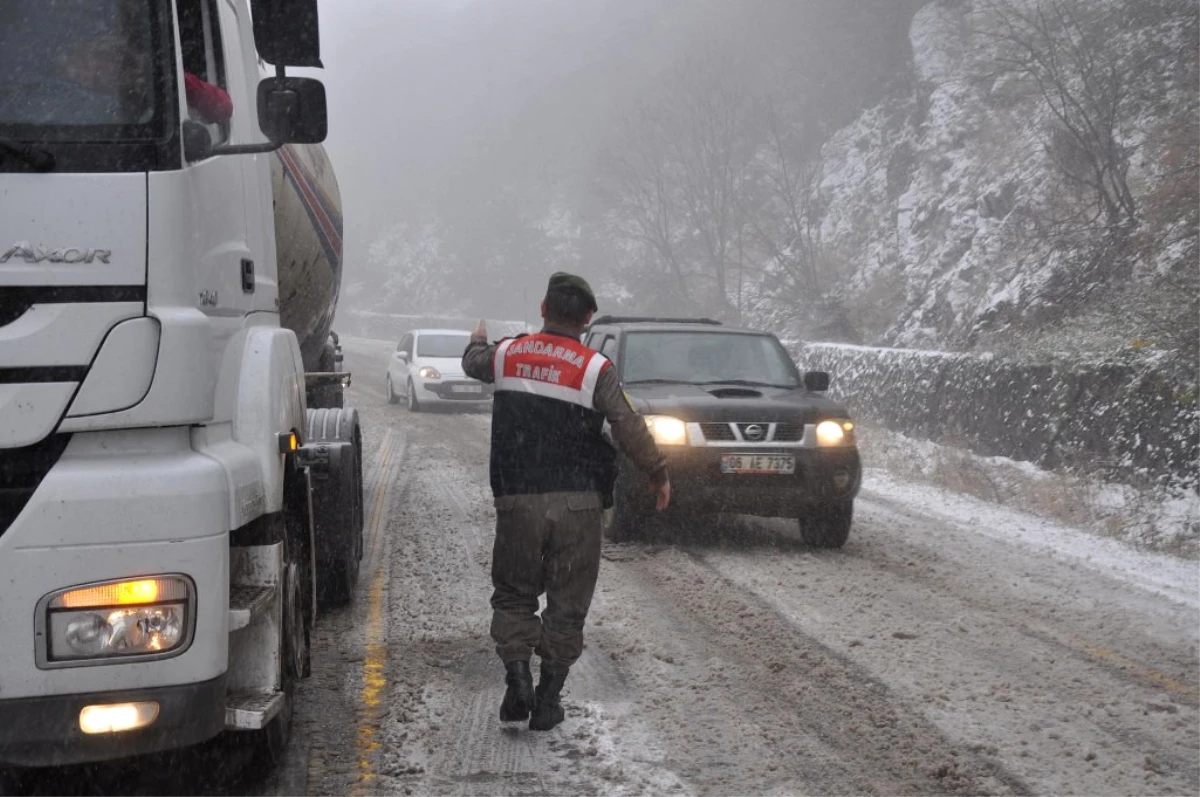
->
[546,271,598,312]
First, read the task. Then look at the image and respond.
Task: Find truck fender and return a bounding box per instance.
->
[220,326,307,520]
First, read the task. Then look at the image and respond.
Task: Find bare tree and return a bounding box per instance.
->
[978,0,1141,229]
[597,49,761,318]
[596,104,694,308]
[749,97,827,302]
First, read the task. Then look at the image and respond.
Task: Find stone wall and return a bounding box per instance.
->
[796,343,1198,490]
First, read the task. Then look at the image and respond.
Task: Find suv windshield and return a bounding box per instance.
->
[417,334,470,359]
[0,0,158,133]
[622,331,801,387]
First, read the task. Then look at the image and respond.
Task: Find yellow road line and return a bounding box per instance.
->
[1075,638,1200,702]
[352,430,399,793]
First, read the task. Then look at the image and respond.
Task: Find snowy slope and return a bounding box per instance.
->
[775,0,1198,359]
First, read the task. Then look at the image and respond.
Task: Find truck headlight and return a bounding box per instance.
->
[816,419,855,447]
[645,415,688,446]
[41,576,194,665]
[418,366,441,379]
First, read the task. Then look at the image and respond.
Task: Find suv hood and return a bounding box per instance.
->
[624,382,851,423]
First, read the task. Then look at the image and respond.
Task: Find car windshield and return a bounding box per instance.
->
[622,331,800,387]
[417,334,470,358]
[0,0,158,132]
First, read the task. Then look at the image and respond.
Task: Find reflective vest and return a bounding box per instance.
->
[488,333,617,497]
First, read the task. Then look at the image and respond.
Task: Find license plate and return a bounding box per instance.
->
[452,384,483,394]
[720,454,795,475]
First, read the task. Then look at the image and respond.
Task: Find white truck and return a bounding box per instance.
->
[0,0,363,770]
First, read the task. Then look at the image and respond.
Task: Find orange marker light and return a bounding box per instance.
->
[53,578,187,609]
[278,431,299,454]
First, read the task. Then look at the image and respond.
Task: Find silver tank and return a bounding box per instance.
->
[270,143,344,371]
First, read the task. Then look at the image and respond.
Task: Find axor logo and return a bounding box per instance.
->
[0,242,111,265]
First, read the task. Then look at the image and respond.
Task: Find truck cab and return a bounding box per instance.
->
[0,0,361,770]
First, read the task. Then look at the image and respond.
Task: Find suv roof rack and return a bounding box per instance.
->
[589,316,723,326]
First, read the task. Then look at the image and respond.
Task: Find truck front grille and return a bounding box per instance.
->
[0,435,70,539]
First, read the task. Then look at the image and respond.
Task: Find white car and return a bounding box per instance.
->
[385,329,493,411]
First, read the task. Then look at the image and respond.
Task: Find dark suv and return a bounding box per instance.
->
[584,317,861,547]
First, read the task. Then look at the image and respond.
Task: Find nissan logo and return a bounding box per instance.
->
[743,424,766,441]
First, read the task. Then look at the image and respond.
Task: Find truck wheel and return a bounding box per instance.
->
[318,459,359,608]
[406,379,421,412]
[248,535,308,769]
[798,500,853,548]
[310,342,344,409]
[386,375,399,404]
[308,408,364,609]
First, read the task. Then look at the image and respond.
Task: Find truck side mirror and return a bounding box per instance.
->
[804,371,830,392]
[182,120,213,162]
[257,77,328,144]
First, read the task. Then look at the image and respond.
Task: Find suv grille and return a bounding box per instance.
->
[699,423,736,441]
[698,422,807,443]
[773,424,805,442]
[0,435,70,539]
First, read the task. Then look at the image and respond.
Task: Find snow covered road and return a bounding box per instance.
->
[20,336,1191,796]
[278,337,1198,797]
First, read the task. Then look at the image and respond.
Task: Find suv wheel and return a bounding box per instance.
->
[798,500,853,548]
[605,473,646,542]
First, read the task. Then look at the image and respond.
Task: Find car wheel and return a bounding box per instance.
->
[798,500,853,548]
[386,375,399,404]
[406,379,421,412]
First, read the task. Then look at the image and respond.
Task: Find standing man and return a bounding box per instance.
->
[463,273,670,732]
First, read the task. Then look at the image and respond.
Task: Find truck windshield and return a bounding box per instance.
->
[417,334,471,359]
[0,0,159,134]
[622,332,801,388]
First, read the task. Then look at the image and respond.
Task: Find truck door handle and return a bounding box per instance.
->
[241,259,255,294]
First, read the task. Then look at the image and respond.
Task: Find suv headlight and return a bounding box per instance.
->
[645,415,688,446]
[40,576,194,667]
[418,366,441,379]
[816,419,856,447]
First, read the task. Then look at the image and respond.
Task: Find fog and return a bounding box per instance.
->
[313,0,921,323]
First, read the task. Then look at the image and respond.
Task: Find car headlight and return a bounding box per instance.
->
[816,419,855,447]
[418,366,441,379]
[645,415,688,446]
[41,576,193,665]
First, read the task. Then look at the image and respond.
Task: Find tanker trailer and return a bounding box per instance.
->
[272,143,365,608]
[273,143,350,409]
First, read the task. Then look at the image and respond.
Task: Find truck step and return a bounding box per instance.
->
[228,585,276,632]
[224,689,286,730]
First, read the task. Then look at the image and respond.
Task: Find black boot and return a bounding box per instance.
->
[499,660,536,722]
[528,667,568,731]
